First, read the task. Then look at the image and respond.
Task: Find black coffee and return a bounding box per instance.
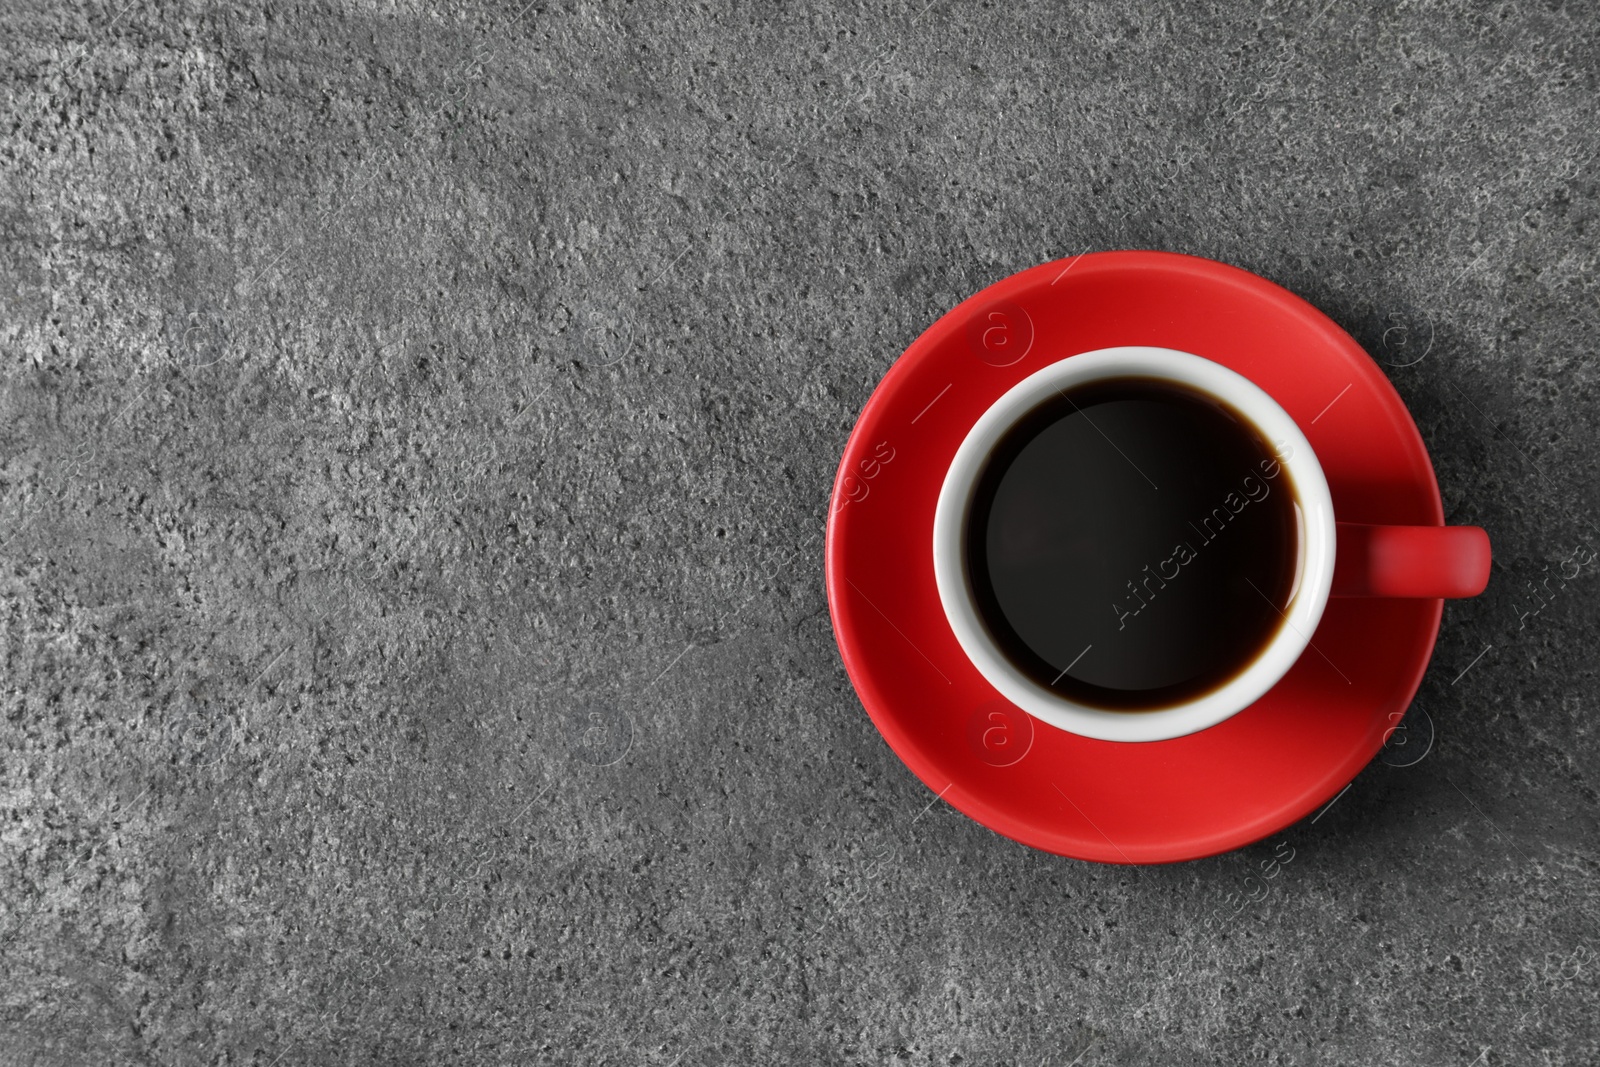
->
[966,377,1299,711]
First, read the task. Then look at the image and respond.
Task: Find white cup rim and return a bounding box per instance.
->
[931,347,1336,743]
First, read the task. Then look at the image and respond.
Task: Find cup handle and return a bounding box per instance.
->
[1331,523,1491,598]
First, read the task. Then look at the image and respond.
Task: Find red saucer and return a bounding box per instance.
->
[825,251,1444,864]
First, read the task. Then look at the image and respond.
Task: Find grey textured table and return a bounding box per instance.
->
[3,1,1598,1064]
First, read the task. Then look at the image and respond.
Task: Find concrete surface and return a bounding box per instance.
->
[3,0,1598,1064]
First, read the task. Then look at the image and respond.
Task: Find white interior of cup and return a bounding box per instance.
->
[932,347,1336,743]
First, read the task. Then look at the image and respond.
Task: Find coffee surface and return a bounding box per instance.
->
[966,377,1300,711]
